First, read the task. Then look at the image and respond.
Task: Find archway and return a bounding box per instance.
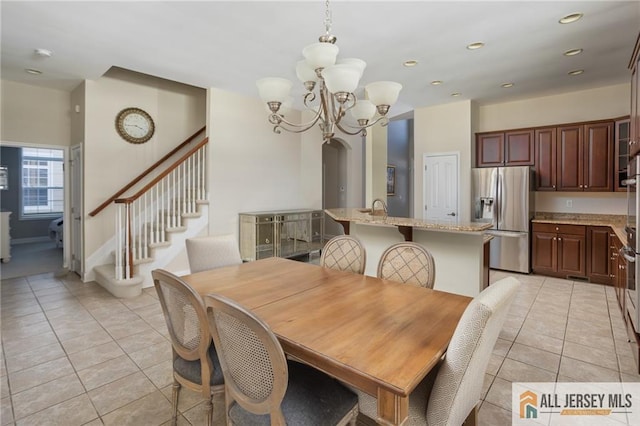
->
[322,138,348,239]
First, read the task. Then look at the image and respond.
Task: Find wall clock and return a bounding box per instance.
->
[115,107,155,144]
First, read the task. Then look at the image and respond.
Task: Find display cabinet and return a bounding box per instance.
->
[239,209,324,262]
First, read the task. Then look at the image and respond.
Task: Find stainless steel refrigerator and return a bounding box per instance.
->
[471,166,535,273]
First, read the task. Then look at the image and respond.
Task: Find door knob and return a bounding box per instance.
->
[447,212,456,216]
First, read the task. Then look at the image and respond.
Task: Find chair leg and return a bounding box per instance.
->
[463,403,479,426]
[206,397,214,426]
[171,380,181,426]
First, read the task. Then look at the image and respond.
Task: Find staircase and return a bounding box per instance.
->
[89,128,208,298]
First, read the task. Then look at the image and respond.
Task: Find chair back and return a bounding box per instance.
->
[320,235,366,274]
[205,294,288,422]
[152,269,211,364]
[186,234,242,273]
[426,277,520,426]
[377,242,436,288]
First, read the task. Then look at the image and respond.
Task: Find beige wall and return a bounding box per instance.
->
[414,100,473,221]
[207,88,304,237]
[477,83,629,131]
[1,80,71,146]
[84,69,206,259]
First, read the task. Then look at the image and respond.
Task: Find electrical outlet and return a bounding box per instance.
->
[566,199,573,208]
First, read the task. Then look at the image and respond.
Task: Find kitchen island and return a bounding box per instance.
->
[325,208,492,297]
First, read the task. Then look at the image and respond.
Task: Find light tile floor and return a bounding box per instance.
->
[1,270,639,425]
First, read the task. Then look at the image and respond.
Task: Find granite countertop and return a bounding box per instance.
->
[324,208,492,233]
[532,212,627,245]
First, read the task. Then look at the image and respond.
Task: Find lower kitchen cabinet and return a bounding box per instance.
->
[532,223,586,278]
[586,226,613,285]
[609,233,626,311]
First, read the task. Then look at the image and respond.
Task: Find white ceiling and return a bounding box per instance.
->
[2,1,639,116]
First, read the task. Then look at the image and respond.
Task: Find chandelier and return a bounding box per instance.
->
[256,0,402,142]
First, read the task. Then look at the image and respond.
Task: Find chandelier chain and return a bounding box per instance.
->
[324,0,332,35]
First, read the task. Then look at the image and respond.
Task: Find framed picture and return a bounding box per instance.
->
[386,165,395,195]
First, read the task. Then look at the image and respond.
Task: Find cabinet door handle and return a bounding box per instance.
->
[552,185,556,189]
[553,237,557,241]
[558,237,562,241]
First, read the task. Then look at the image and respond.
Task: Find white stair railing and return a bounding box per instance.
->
[114,140,207,280]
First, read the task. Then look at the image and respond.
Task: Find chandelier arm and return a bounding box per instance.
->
[341,115,390,130]
[274,121,324,134]
[334,121,366,136]
[270,112,322,131]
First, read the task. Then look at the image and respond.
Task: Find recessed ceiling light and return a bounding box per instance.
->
[559,13,583,24]
[403,60,418,67]
[564,48,583,56]
[25,68,42,75]
[431,80,443,86]
[501,83,514,88]
[467,42,485,50]
[568,69,584,76]
[451,92,461,97]
[34,48,53,58]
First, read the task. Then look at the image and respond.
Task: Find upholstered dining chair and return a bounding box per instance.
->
[204,293,359,426]
[377,242,436,288]
[320,235,366,274]
[354,276,520,426]
[152,269,225,426]
[185,234,242,273]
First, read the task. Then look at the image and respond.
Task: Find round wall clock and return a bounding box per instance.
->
[115,107,155,144]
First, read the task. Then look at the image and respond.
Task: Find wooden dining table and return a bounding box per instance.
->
[181,257,471,426]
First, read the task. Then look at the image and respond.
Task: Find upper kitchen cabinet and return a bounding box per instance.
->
[535,127,557,190]
[583,121,614,192]
[615,118,631,192]
[552,121,613,192]
[630,34,640,158]
[476,130,534,167]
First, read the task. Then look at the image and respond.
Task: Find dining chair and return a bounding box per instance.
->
[152,269,225,426]
[204,293,359,426]
[377,242,436,288]
[185,234,242,273]
[320,235,366,274]
[354,276,520,426]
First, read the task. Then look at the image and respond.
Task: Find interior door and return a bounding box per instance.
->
[423,153,458,222]
[70,144,83,275]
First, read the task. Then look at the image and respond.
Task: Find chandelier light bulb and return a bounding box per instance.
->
[296,60,318,84]
[336,58,367,78]
[322,64,361,94]
[365,81,403,108]
[350,100,377,121]
[302,42,339,70]
[256,77,293,103]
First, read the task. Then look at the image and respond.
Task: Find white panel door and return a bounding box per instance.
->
[423,153,458,222]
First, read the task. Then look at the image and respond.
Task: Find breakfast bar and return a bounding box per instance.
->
[325,208,493,297]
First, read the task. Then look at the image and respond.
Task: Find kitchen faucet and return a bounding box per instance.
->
[371,198,388,216]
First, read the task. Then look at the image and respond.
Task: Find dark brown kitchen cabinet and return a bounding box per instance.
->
[584,121,614,191]
[557,125,583,191]
[532,223,586,278]
[534,127,557,190]
[609,232,625,310]
[615,118,631,192]
[476,133,504,167]
[630,34,640,158]
[555,121,613,191]
[586,226,612,285]
[476,130,534,167]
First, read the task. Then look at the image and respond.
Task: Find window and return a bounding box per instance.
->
[21,148,63,217]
